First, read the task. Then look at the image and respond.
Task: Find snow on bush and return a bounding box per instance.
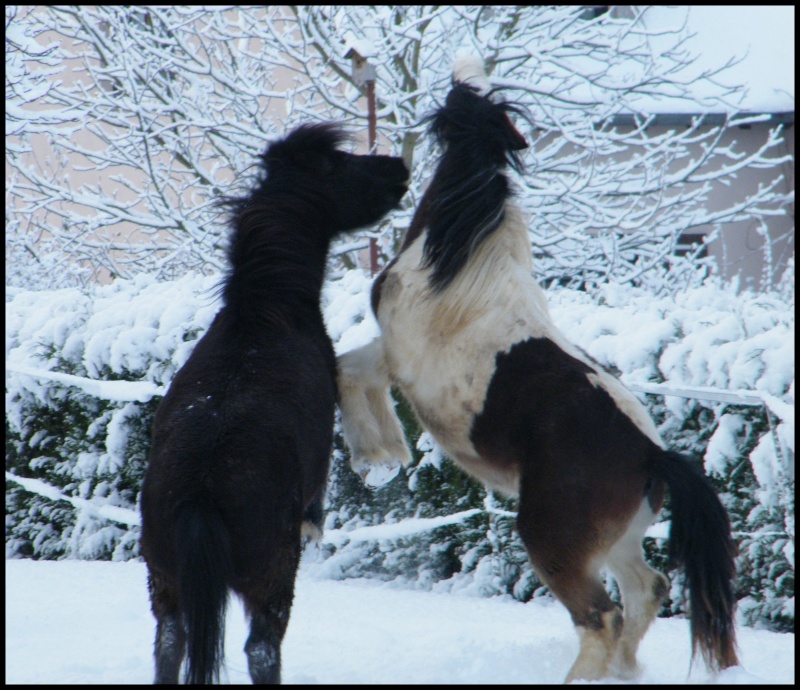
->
[541,281,794,629]
[6,274,219,560]
[5,270,794,629]
[545,282,793,485]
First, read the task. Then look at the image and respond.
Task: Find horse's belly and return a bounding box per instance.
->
[387,331,493,450]
[374,227,662,496]
[379,279,532,496]
[392,353,521,496]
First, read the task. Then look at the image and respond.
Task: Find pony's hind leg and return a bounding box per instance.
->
[244,610,285,684]
[243,588,295,684]
[241,545,301,684]
[517,488,622,682]
[147,567,186,684]
[538,563,622,682]
[569,605,623,683]
[606,498,669,679]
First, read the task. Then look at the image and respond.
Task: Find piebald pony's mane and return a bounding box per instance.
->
[418,82,528,292]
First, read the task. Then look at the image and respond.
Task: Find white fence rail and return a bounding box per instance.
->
[6,365,166,402]
[625,381,765,406]
[7,367,790,537]
[9,363,785,414]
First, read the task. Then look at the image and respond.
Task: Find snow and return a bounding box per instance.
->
[705,413,746,476]
[683,6,794,113]
[6,273,220,397]
[542,281,793,489]
[5,558,794,684]
[323,508,484,548]
[322,269,381,354]
[341,34,376,60]
[634,6,794,114]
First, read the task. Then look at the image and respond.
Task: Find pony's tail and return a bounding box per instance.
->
[175,500,234,684]
[650,449,739,671]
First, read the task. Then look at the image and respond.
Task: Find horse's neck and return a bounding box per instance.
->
[224,228,329,328]
[441,203,541,327]
[495,203,532,271]
[438,201,533,295]
[387,201,542,335]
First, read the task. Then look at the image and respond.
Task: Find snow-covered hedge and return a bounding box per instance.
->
[6,274,218,559]
[549,282,794,630]
[5,271,794,630]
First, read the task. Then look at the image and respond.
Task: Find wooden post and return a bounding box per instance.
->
[366,78,379,275]
[345,46,380,276]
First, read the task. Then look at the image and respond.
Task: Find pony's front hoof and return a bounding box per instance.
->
[350,453,404,487]
[301,520,323,544]
[361,463,401,487]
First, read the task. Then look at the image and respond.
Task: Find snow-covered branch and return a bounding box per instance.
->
[6,472,141,527]
[6,6,792,291]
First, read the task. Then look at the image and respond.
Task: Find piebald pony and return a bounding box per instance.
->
[337,58,738,682]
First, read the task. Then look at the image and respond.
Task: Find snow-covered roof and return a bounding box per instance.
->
[342,33,376,60]
[635,6,794,115]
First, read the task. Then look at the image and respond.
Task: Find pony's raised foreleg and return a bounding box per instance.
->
[337,338,412,483]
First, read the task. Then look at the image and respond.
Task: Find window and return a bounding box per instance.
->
[579,6,609,21]
[675,232,709,259]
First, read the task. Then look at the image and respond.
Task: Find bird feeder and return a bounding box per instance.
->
[345,44,380,274]
[344,46,377,87]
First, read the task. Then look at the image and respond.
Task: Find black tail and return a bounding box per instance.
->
[175,501,234,684]
[651,449,739,671]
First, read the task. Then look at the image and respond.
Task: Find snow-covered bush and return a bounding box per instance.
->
[6,274,219,559]
[546,282,794,630]
[5,270,794,630]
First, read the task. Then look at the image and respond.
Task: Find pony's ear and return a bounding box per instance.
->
[434,83,529,155]
[451,54,527,150]
[501,112,528,151]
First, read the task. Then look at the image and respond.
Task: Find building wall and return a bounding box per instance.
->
[699,121,794,289]
[591,119,794,290]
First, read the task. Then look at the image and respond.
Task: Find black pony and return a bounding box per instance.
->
[140,123,408,684]
[337,57,738,682]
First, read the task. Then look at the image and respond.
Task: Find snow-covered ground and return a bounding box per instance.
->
[6,557,793,685]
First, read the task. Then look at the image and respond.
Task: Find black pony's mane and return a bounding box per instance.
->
[218,124,349,327]
[418,83,528,292]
